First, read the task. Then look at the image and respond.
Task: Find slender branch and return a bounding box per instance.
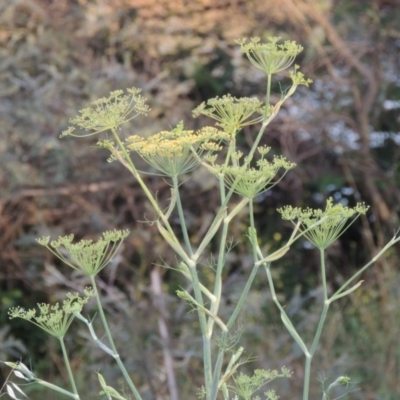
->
[59,337,80,399]
[89,276,143,400]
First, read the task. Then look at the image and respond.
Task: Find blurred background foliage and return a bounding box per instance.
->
[1,0,400,398]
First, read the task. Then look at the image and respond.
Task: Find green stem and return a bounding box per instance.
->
[186,260,213,399]
[208,209,230,400]
[248,199,258,261]
[218,138,236,205]
[172,175,193,256]
[265,245,330,400]
[302,301,330,400]
[263,262,307,351]
[210,209,229,326]
[35,378,79,399]
[227,264,260,331]
[242,72,272,167]
[90,276,143,400]
[302,355,312,400]
[170,174,213,397]
[210,262,260,400]
[209,199,251,400]
[320,248,328,302]
[265,73,272,118]
[310,303,329,357]
[225,198,262,329]
[59,337,80,399]
[219,175,226,205]
[110,129,177,240]
[332,235,400,300]
[210,344,226,400]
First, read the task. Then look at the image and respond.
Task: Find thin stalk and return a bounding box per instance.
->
[320,248,328,302]
[209,199,250,400]
[224,137,235,167]
[263,259,314,400]
[305,237,400,398]
[210,262,261,400]
[211,199,248,325]
[302,248,331,400]
[248,199,258,262]
[244,119,268,167]
[35,379,79,399]
[74,312,114,356]
[208,208,231,400]
[244,73,272,165]
[196,111,270,242]
[227,265,260,331]
[224,199,259,330]
[309,303,330,357]
[59,336,80,399]
[172,175,193,256]
[265,73,272,118]
[210,344,226,400]
[210,209,229,328]
[110,129,177,240]
[224,198,262,329]
[170,174,213,397]
[219,175,226,205]
[186,261,213,399]
[302,355,312,400]
[262,244,331,400]
[332,234,400,300]
[90,275,143,400]
[263,262,295,332]
[218,138,236,205]
[302,302,330,400]
[246,75,300,167]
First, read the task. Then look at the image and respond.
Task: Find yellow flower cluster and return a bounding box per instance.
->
[126,122,228,177]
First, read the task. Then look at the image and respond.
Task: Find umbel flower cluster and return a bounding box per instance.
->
[192,94,265,134]
[205,145,296,199]
[9,290,94,338]
[126,122,228,177]
[278,198,369,249]
[60,88,149,137]
[37,229,130,276]
[235,36,303,74]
